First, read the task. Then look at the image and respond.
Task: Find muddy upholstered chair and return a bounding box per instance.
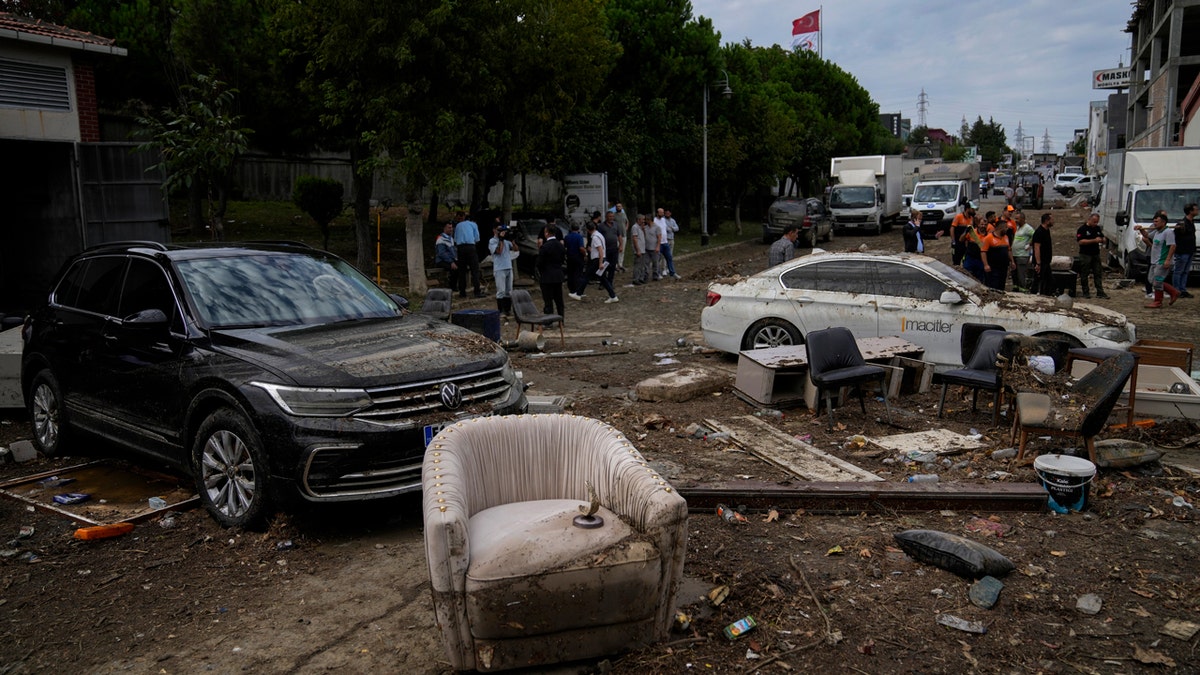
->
[422,414,688,672]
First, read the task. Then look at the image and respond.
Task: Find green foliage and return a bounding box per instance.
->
[967,116,1010,163]
[293,176,346,250]
[135,72,252,236]
[1070,136,1087,156]
[941,144,968,162]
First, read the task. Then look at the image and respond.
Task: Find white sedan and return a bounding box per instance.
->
[701,250,1136,367]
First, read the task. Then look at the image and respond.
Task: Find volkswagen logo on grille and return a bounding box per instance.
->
[440,382,463,410]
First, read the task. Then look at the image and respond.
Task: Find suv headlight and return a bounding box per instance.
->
[1087,325,1129,343]
[253,382,372,416]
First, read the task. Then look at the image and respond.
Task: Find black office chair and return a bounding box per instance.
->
[806,327,891,429]
[960,323,1005,366]
[511,289,564,347]
[1016,352,1137,463]
[933,329,1007,426]
[418,288,452,320]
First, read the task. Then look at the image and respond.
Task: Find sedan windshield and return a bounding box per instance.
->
[176,253,401,328]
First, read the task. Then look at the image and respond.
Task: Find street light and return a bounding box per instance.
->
[702,70,733,246]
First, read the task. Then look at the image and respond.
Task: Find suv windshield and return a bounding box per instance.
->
[176,252,399,328]
[829,186,875,208]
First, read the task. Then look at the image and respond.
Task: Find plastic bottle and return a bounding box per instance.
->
[907,474,939,483]
[148,496,167,510]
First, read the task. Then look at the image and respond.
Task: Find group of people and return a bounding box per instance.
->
[1138,202,1197,308]
[433,203,684,320]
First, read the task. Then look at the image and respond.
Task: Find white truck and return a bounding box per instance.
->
[910,162,981,235]
[827,155,903,235]
[1098,148,1200,280]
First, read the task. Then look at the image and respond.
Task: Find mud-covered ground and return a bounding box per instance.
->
[1,196,1198,674]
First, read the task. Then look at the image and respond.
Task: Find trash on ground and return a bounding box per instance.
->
[1092,439,1162,468]
[893,529,1014,579]
[708,584,730,606]
[869,429,987,456]
[1160,619,1200,641]
[936,614,987,634]
[723,616,757,640]
[1076,593,1103,615]
[968,576,1004,609]
[716,503,748,524]
[964,516,1011,538]
[73,522,135,540]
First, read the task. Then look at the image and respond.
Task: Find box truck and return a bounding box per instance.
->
[828,155,903,235]
[1099,148,1200,280]
[910,162,981,235]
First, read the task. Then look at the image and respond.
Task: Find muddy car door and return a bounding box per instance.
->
[873,259,962,364]
[777,258,880,339]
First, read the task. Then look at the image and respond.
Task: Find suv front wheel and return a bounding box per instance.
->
[192,408,272,529]
[29,369,68,457]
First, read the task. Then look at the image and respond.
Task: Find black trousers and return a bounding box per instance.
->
[456,244,481,294]
[541,281,564,316]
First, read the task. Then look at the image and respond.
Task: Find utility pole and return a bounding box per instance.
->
[916,88,929,128]
[1040,129,1053,154]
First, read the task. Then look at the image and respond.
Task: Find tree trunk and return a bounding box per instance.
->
[427,190,440,231]
[349,145,374,274]
[406,179,427,297]
[188,182,205,239]
[501,162,515,226]
[734,194,743,235]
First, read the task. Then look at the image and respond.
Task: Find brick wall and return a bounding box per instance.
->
[74,63,99,142]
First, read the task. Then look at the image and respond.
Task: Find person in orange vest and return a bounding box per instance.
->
[950,206,975,265]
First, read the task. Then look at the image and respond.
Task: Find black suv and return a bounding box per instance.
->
[21,241,526,527]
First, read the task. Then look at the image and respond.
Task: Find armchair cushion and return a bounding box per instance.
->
[811,363,885,387]
[466,500,660,639]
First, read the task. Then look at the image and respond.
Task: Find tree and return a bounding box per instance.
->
[967,116,1010,164]
[136,73,251,239]
[292,176,345,251]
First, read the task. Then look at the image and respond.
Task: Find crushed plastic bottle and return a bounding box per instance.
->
[1172,496,1195,509]
[148,497,167,510]
[716,503,749,524]
[907,474,939,483]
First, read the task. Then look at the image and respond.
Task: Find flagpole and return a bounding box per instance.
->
[819,5,823,59]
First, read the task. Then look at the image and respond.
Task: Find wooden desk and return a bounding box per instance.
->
[735,336,926,407]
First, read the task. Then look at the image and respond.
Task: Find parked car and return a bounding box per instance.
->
[21,241,528,528]
[1054,174,1095,197]
[515,218,567,280]
[763,197,833,247]
[700,250,1135,366]
[992,174,1011,196]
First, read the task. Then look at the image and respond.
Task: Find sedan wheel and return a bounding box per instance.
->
[193,408,272,529]
[743,319,802,350]
[29,370,68,457]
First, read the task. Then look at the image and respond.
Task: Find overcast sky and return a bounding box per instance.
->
[691,0,1135,154]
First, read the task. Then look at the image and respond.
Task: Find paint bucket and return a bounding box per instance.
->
[1033,454,1096,513]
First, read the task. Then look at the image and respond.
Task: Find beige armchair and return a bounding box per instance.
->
[422,413,688,672]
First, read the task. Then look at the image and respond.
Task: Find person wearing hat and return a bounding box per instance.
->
[489,221,520,316]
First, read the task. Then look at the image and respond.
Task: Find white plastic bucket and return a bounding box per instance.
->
[1034,454,1096,513]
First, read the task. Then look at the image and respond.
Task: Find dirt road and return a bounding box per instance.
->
[1,195,1197,674]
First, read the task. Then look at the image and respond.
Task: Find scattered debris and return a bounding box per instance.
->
[968,576,1004,609]
[893,529,1014,579]
[1160,619,1200,641]
[716,503,748,524]
[1076,593,1103,615]
[936,614,987,634]
[723,616,757,640]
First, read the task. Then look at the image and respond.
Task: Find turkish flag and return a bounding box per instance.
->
[792,9,820,35]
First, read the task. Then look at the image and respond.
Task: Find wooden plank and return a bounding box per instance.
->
[705,415,883,482]
[678,479,1050,513]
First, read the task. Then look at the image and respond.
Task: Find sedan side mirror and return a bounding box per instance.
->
[939,290,963,305]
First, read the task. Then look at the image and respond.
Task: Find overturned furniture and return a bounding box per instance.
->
[422,414,688,672]
[1015,351,1137,463]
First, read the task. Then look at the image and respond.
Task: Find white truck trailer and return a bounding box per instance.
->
[1099,148,1200,280]
[910,162,981,235]
[828,155,903,235]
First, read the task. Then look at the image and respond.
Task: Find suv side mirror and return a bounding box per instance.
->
[123,308,169,328]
